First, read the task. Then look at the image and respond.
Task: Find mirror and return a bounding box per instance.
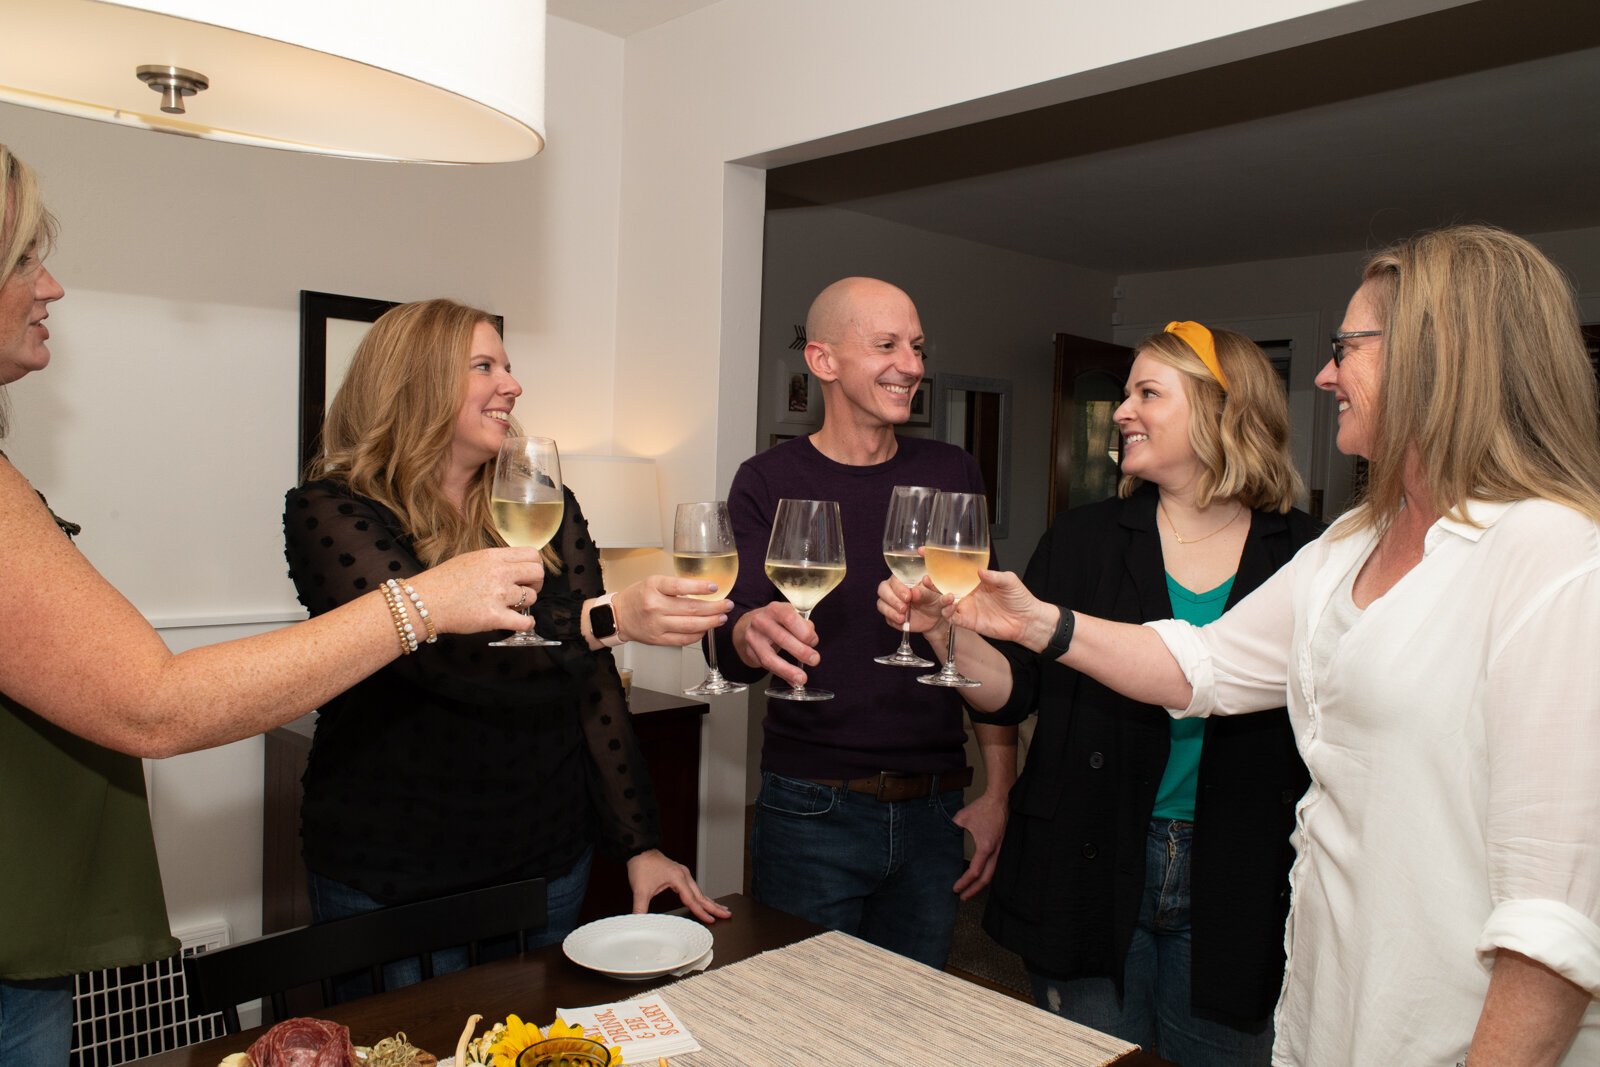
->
[933,374,1012,538]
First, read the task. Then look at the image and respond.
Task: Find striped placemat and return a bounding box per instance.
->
[644,930,1137,1066]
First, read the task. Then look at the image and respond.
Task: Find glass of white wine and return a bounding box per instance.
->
[918,491,989,688]
[674,501,747,697]
[488,435,564,647]
[764,498,846,702]
[875,485,938,668]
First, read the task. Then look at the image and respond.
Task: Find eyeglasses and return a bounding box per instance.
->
[1330,330,1382,366]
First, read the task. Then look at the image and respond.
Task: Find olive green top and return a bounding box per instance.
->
[0,468,176,979]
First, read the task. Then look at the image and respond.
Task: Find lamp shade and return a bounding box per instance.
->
[562,455,663,549]
[0,0,545,163]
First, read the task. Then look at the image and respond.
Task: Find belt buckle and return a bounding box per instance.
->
[875,771,918,801]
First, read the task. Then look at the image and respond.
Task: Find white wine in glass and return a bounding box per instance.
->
[764,498,846,701]
[674,501,747,697]
[918,491,989,688]
[488,435,564,647]
[875,485,938,667]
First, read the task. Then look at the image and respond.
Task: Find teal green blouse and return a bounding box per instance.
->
[1150,574,1235,821]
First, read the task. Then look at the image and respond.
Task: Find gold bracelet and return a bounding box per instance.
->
[381,582,417,655]
[391,579,438,644]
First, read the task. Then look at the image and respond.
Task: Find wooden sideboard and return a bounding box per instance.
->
[262,687,710,935]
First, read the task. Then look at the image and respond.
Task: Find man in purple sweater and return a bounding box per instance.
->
[713,276,1016,968]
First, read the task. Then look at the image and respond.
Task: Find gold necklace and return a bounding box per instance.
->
[1159,498,1244,545]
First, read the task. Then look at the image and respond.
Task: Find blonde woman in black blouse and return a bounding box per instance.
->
[283,298,729,994]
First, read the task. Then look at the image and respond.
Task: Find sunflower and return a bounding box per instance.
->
[486,1015,623,1067]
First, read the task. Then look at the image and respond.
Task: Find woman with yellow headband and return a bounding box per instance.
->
[879,321,1315,1063]
[935,226,1600,1064]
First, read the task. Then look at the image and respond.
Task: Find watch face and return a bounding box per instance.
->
[592,603,617,638]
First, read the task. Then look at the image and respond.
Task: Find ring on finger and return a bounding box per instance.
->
[514,588,528,611]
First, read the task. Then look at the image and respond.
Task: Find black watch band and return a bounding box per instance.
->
[1043,607,1075,659]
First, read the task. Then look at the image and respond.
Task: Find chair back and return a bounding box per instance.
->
[183,876,548,1032]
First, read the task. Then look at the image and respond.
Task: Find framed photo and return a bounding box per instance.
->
[774,355,820,426]
[768,432,799,450]
[906,377,933,426]
[298,291,502,473]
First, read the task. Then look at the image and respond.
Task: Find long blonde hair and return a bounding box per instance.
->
[0,143,59,438]
[308,299,542,567]
[1350,224,1600,531]
[1119,326,1303,512]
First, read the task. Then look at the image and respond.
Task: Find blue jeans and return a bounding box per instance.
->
[0,976,72,1067]
[750,771,966,969]
[306,847,592,1001]
[1028,820,1273,1067]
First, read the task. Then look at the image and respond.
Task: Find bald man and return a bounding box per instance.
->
[712,277,1016,969]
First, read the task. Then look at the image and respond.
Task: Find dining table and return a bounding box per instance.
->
[139,893,1173,1066]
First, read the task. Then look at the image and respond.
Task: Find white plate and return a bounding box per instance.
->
[562,914,715,980]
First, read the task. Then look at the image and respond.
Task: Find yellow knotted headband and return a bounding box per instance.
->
[1164,320,1228,392]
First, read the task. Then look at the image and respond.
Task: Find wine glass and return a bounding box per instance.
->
[674,501,747,697]
[917,491,989,688]
[487,436,564,647]
[763,499,846,702]
[875,485,938,668]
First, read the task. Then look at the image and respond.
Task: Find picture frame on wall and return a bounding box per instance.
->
[906,377,933,426]
[298,291,502,473]
[774,354,820,427]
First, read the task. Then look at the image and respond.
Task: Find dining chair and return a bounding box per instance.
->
[182,876,548,1033]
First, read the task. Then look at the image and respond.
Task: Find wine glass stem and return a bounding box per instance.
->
[896,620,915,654]
[943,619,958,670]
[703,632,726,685]
[791,609,812,694]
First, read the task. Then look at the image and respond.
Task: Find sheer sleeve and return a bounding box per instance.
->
[283,481,537,704]
[551,488,662,860]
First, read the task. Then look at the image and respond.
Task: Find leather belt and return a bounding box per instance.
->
[808,766,974,802]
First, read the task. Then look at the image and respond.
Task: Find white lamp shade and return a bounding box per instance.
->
[0,0,545,163]
[562,455,663,549]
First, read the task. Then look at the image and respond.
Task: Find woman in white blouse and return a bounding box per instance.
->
[944,224,1600,1065]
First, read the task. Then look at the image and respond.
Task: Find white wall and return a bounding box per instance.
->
[3,0,1464,939]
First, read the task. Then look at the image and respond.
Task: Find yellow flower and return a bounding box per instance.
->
[485,1015,624,1067]
[487,1014,543,1067]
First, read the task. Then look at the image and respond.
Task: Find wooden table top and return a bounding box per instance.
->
[139,894,1170,1066]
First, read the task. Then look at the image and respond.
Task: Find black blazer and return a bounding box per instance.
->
[972,483,1321,1023]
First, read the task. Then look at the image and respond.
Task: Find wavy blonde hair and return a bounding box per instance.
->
[308,299,554,568]
[1349,224,1600,532]
[1120,326,1303,512]
[0,143,59,438]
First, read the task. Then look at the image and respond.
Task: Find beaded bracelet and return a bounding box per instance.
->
[381,581,418,655]
[389,578,438,644]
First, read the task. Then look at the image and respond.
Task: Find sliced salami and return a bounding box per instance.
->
[245,1017,355,1067]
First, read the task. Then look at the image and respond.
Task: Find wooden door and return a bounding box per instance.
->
[1048,333,1133,518]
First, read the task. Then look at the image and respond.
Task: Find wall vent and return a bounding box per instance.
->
[70,921,230,1066]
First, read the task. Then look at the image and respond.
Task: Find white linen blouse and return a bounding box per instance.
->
[1148,498,1600,1066]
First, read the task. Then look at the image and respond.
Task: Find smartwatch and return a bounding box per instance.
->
[590,593,623,647]
[1042,606,1075,659]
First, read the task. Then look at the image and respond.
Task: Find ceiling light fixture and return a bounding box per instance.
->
[0,0,546,164]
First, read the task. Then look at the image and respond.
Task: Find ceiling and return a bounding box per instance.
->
[547,0,724,38]
[548,0,1600,276]
[763,0,1600,274]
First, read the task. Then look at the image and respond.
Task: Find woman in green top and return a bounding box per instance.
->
[881,322,1318,1065]
[0,143,543,1066]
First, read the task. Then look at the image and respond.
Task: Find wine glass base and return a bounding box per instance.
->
[874,650,936,668]
[917,671,981,688]
[686,677,749,696]
[766,684,834,701]
[488,633,562,647]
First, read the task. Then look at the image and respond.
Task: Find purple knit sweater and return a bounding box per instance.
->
[714,434,989,779]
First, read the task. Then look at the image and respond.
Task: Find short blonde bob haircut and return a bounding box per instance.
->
[0,143,59,438]
[1351,223,1600,532]
[1119,325,1303,513]
[308,298,543,568]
